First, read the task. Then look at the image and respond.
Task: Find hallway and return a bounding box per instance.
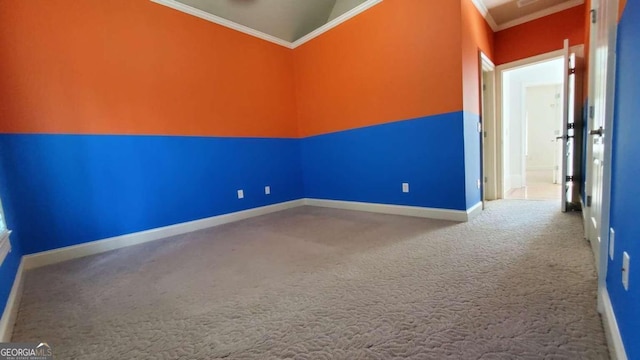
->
[506,170,563,200]
[13,201,608,359]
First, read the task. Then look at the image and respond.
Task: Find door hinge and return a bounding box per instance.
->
[568,123,575,129]
[483,84,487,91]
[483,131,487,138]
[591,9,597,24]
[587,195,592,207]
[484,176,488,183]
[589,105,595,119]
[566,176,575,182]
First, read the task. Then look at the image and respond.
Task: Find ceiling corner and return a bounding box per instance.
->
[471,0,499,31]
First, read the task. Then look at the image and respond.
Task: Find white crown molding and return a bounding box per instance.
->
[0,259,24,342]
[471,0,499,31]
[471,0,490,17]
[150,0,293,48]
[496,0,585,31]
[150,0,383,49]
[291,0,383,48]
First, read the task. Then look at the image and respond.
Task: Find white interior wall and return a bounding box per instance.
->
[502,58,564,191]
[525,84,563,173]
[503,74,511,192]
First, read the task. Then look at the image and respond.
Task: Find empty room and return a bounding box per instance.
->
[0,0,638,359]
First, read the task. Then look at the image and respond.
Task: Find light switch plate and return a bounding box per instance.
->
[237,190,244,199]
[609,228,615,260]
[622,252,630,291]
[265,186,271,195]
[402,183,409,193]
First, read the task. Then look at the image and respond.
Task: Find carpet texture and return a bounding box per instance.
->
[12,200,609,359]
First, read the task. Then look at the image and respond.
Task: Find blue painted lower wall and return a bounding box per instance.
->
[0,134,304,255]
[0,134,306,315]
[301,112,470,211]
[607,2,640,358]
[0,111,480,324]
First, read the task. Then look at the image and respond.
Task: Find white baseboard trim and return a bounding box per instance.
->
[580,198,589,234]
[600,287,628,360]
[303,198,474,222]
[21,197,481,270]
[466,202,483,221]
[23,199,305,270]
[0,259,25,342]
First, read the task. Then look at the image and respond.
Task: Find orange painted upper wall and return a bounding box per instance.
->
[0,0,297,137]
[494,5,586,65]
[293,0,464,137]
[0,1,590,138]
[462,0,495,115]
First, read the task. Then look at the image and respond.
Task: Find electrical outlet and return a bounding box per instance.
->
[402,183,409,193]
[237,190,244,199]
[477,179,481,189]
[609,228,615,260]
[265,186,271,195]
[622,252,630,291]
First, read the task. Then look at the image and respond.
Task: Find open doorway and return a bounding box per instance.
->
[500,57,565,201]
[481,43,584,211]
[480,53,496,206]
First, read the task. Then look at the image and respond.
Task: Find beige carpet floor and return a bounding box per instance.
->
[12,200,609,359]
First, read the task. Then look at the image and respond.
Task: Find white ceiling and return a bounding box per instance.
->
[482,0,513,8]
[490,0,579,24]
[174,0,367,43]
[475,0,584,30]
[157,0,582,47]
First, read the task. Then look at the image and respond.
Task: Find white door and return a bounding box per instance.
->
[586,0,618,275]
[560,40,578,212]
[561,41,570,212]
[525,84,562,187]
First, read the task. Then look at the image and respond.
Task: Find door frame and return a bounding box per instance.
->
[479,52,496,204]
[586,0,619,313]
[495,48,568,198]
